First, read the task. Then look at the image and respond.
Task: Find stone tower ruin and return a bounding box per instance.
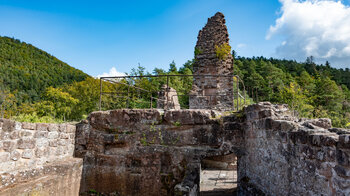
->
[189,12,234,111]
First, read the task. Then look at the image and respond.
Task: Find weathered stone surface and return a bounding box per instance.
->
[21,122,36,130]
[66,124,76,133]
[21,149,33,159]
[0,158,82,196]
[48,123,59,132]
[17,138,35,149]
[34,131,48,138]
[48,131,59,139]
[0,152,10,162]
[36,123,49,131]
[0,120,78,194]
[75,101,350,196]
[303,118,332,129]
[189,12,234,111]
[157,85,181,110]
[2,119,15,132]
[10,150,21,161]
[88,109,162,132]
[3,141,16,152]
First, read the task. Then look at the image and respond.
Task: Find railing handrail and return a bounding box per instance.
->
[99,74,246,111]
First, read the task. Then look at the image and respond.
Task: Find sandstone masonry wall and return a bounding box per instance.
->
[190,12,234,111]
[240,102,350,195]
[76,104,350,196]
[75,109,244,195]
[0,119,82,195]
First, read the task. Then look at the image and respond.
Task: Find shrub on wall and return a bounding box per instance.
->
[215,43,231,60]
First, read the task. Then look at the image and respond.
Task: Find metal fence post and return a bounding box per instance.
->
[99,78,102,111]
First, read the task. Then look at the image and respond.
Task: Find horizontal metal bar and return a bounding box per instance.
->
[101,74,240,79]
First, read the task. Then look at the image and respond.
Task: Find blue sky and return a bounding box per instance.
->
[0,0,349,76]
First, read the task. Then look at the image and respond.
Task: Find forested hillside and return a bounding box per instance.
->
[0,36,88,104]
[234,55,350,128]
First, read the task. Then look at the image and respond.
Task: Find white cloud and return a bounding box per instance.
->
[267,0,350,68]
[97,67,126,78]
[237,43,247,49]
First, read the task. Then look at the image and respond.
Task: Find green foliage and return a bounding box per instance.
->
[194,47,203,56]
[173,121,181,127]
[279,82,314,118]
[235,56,350,128]
[0,36,88,103]
[14,112,64,123]
[215,43,231,60]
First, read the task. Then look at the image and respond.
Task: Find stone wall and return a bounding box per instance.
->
[75,109,244,195]
[76,103,350,196]
[2,102,350,195]
[240,102,350,195]
[0,119,82,196]
[189,12,234,111]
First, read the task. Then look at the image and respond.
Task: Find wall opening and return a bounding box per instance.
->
[200,153,238,196]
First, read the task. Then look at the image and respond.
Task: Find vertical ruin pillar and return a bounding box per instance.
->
[189,12,234,111]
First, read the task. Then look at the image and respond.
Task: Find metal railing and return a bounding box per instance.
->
[99,74,246,111]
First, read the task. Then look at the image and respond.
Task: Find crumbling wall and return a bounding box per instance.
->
[190,12,234,111]
[75,109,244,195]
[240,102,350,195]
[2,102,350,196]
[0,119,82,196]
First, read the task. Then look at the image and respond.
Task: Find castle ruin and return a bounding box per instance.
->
[190,12,234,111]
[1,12,350,196]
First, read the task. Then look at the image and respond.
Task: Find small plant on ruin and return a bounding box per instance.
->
[140,133,148,146]
[194,47,203,56]
[173,121,181,127]
[172,136,180,145]
[114,134,119,141]
[215,43,231,60]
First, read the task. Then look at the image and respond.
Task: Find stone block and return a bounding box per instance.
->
[258,110,273,119]
[0,131,10,140]
[35,147,49,158]
[60,133,69,139]
[34,131,48,138]
[3,141,16,152]
[339,134,350,149]
[2,119,15,132]
[49,140,58,147]
[0,152,10,162]
[303,118,332,129]
[59,124,67,132]
[48,123,59,132]
[19,130,33,137]
[164,110,213,125]
[9,131,19,139]
[56,146,64,156]
[66,125,76,133]
[69,133,75,139]
[336,149,350,166]
[36,138,49,147]
[10,150,21,161]
[333,165,350,177]
[58,139,67,146]
[36,123,49,131]
[17,138,35,149]
[48,132,59,139]
[22,149,33,159]
[223,122,241,130]
[22,122,36,130]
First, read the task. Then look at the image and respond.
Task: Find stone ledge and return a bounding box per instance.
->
[0,157,83,195]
